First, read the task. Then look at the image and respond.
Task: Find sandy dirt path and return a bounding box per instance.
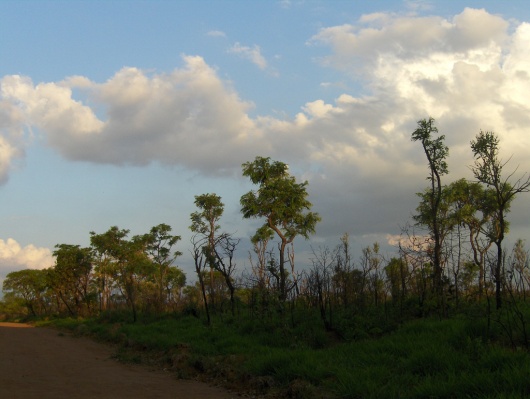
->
[0,322,235,399]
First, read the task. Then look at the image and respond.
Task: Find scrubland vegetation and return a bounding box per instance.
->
[2,120,530,398]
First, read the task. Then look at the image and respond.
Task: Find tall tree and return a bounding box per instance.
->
[141,224,183,312]
[190,193,239,316]
[50,244,94,316]
[90,226,150,322]
[411,117,449,307]
[470,131,530,309]
[190,233,211,324]
[241,156,321,302]
[190,193,224,315]
[447,178,496,297]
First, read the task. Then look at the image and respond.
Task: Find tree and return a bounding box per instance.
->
[332,233,355,309]
[190,193,239,316]
[190,193,224,312]
[411,117,449,308]
[212,234,240,315]
[241,156,321,302]
[248,225,275,292]
[141,224,183,313]
[385,257,409,315]
[50,244,94,316]
[2,269,49,317]
[190,233,211,324]
[90,226,151,322]
[470,131,530,309]
[447,178,496,297]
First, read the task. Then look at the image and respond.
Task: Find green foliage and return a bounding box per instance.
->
[241,156,321,301]
[190,193,224,236]
[411,116,449,181]
[411,117,450,311]
[41,308,530,399]
[2,268,50,317]
[470,130,530,309]
[241,156,320,242]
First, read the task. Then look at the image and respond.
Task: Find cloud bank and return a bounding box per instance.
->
[0,238,54,285]
[1,8,529,244]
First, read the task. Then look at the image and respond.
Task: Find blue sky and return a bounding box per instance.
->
[1,0,530,283]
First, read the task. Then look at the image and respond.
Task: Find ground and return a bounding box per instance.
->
[0,322,236,399]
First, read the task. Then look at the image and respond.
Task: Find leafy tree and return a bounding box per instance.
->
[190,193,239,316]
[141,224,184,312]
[163,266,187,311]
[2,269,49,317]
[447,178,496,297]
[90,226,151,322]
[470,131,530,308]
[50,244,94,316]
[190,193,224,319]
[241,156,321,302]
[411,117,449,307]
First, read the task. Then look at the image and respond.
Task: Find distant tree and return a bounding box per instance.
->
[49,244,94,316]
[509,239,529,294]
[411,117,449,309]
[308,245,335,330]
[190,193,224,312]
[384,257,409,315]
[190,193,239,316]
[332,233,355,309]
[248,225,275,292]
[212,234,239,315]
[470,131,530,309]
[141,224,183,312]
[446,178,496,297]
[2,269,49,317]
[90,226,151,322]
[190,233,211,324]
[240,156,321,302]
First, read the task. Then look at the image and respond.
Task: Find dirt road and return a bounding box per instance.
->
[0,322,235,399]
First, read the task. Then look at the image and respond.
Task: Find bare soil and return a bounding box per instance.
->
[0,322,236,399]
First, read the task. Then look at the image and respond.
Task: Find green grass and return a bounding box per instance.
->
[40,312,530,399]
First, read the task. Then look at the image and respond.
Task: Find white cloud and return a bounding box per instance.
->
[228,42,268,70]
[309,8,508,72]
[0,238,53,283]
[0,96,27,184]
[1,56,259,175]
[207,30,226,38]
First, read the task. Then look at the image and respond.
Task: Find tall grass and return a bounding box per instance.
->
[42,311,530,398]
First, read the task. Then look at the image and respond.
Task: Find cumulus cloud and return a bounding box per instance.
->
[1,8,530,248]
[301,8,530,240]
[312,8,508,60]
[0,238,54,285]
[1,56,260,175]
[0,96,28,184]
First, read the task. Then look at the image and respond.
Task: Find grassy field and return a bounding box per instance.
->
[39,309,530,399]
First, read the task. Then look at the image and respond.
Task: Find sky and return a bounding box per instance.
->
[1,0,530,286]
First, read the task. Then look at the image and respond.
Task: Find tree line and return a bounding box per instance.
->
[2,122,530,345]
